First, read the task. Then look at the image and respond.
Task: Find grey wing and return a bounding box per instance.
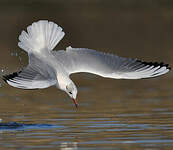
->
[3,54,57,89]
[52,47,170,79]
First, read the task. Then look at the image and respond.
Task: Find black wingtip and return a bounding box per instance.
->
[2,71,22,83]
[2,76,8,83]
[136,60,171,71]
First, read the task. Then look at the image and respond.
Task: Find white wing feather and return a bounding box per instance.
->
[52,47,170,79]
[3,54,57,89]
[18,20,65,53]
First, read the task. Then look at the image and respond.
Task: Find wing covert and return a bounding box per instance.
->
[52,47,170,79]
[3,54,57,89]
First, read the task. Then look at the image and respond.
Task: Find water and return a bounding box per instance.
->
[0,79,172,149]
[0,1,173,149]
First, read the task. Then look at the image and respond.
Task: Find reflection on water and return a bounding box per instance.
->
[60,142,78,150]
[0,122,63,131]
[0,0,173,150]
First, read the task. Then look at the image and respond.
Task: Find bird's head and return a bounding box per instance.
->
[65,82,78,108]
[57,74,78,108]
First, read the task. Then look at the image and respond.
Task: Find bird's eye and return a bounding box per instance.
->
[66,86,72,94]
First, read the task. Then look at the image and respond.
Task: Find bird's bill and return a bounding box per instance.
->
[72,99,78,108]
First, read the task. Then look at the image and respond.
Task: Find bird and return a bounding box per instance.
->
[3,20,171,108]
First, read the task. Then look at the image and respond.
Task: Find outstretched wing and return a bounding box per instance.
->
[52,47,170,79]
[3,54,57,89]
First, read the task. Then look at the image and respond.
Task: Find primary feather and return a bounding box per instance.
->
[3,54,57,89]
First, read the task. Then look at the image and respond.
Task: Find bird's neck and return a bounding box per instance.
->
[56,74,71,91]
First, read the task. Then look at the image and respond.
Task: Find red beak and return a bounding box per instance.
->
[72,99,78,108]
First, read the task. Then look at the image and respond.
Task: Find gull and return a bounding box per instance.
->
[3,20,171,108]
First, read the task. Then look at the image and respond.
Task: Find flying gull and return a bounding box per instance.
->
[3,20,171,108]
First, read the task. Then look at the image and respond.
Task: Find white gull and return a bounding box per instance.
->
[3,20,171,108]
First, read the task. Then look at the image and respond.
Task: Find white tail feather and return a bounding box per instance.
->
[18,20,65,53]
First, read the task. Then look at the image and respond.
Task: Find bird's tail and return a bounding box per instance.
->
[18,20,65,53]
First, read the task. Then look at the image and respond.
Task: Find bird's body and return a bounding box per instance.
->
[3,20,170,107]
